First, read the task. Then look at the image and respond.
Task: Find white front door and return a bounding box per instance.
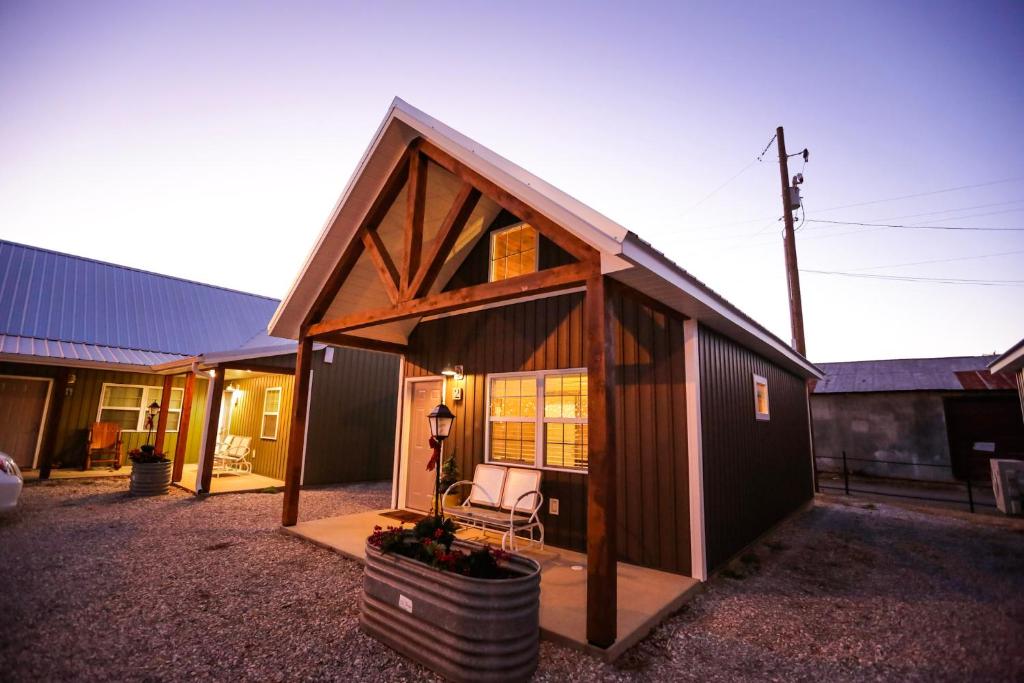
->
[404,379,443,512]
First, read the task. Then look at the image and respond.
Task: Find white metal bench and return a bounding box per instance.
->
[213,435,253,476]
[443,463,544,551]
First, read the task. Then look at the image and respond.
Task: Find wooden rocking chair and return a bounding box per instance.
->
[85,422,123,470]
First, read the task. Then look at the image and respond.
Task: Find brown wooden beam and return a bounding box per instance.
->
[317,333,408,356]
[585,274,617,648]
[153,374,173,454]
[198,367,225,495]
[402,150,427,294]
[407,183,481,299]
[218,360,295,375]
[362,230,401,304]
[37,368,69,480]
[418,139,600,265]
[171,372,195,483]
[282,335,313,526]
[308,260,596,339]
[303,145,414,327]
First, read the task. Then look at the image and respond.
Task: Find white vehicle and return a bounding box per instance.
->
[0,452,23,512]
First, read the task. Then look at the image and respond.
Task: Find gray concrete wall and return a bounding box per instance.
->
[811,392,954,482]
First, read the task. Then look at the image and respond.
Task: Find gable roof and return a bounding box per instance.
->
[813,355,1017,393]
[0,240,293,370]
[990,337,1024,374]
[269,98,822,380]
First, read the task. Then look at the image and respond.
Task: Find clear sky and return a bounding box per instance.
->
[2,1,1022,362]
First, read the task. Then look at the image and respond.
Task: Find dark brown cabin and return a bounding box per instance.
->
[270,98,822,650]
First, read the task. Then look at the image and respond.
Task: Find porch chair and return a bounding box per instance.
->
[84,422,122,470]
[213,436,253,476]
[443,464,544,551]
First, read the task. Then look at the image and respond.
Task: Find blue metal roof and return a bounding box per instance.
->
[0,240,285,360]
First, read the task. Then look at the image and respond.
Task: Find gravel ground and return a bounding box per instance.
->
[1,481,1022,682]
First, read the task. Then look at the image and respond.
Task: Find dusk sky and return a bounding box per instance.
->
[2,1,1021,362]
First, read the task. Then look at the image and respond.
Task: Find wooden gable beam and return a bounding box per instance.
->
[407,182,481,300]
[308,260,596,338]
[303,145,414,328]
[362,229,401,304]
[418,139,600,266]
[402,150,427,296]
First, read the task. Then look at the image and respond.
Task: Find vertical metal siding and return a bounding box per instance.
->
[698,325,813,572]
[0,361,208,467]
[404,285,691,574]
[303,347,400,485]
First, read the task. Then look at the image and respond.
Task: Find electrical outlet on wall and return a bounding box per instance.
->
[549,498,559,516]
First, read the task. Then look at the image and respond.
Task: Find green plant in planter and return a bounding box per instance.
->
[128,444,169,464]
[368,517,514,579]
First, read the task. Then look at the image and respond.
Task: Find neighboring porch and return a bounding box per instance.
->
[173,463,284,495]
[284,509,700,662]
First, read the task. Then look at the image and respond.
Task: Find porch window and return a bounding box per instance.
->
[489,223,538,282]
[486,369,588,472]
[753,374,770,421]
[261,387,282,440]
[97,383,183,432]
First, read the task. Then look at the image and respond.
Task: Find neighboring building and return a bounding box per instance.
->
[990,337,1024,422]
[0,240,398,492]
[267,98,823,648]
[812,355,1024,482]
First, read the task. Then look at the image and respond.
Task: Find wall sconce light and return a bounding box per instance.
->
[441,364,464,381]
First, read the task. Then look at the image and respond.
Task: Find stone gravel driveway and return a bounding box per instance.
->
[1,479,1021,681]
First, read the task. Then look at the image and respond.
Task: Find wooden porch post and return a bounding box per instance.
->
[37,369,69,480]
[153,375,173,454]
[282,335,313,526]
[171,372,195,483]
[198,367,224,494]
[585,274,618,648]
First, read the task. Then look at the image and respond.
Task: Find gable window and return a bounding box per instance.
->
[97,383,183,432]
[489,223,538,282]
[753,374,770,421]
[486,369,588,472]
[261,387,282,440]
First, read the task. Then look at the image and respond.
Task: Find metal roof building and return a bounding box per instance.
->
[813,355,1017,394]
[0,240,292,370]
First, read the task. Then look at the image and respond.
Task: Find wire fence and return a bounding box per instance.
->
[815,451,997,513]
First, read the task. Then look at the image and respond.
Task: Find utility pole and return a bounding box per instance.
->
[777,126,807,357]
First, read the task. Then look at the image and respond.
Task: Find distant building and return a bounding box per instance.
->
[0,240,398,492]
[989,338,1024,422]
[811,356,1024,482]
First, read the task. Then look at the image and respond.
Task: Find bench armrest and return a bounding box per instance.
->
[443,480,499,507]
[510,490,543,524]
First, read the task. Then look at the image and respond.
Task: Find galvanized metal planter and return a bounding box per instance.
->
[129,460,172,496]
[361,539,541,683]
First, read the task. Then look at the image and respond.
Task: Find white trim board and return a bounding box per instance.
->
[683,320,707,581]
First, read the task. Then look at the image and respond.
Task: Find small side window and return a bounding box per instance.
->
[753,374,770,421]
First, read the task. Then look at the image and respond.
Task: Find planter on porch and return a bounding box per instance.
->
[361,539,541,683]
[129,460,172,496]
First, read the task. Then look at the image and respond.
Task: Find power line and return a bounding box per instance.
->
[847,248,1024,272]
[805,219,1024,231]
[810,177,1024,214]
[680,133,781,218]
[800,269,1024,286]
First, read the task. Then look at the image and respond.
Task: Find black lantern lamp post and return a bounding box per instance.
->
[427,403,455,518]
[145,401,160,446]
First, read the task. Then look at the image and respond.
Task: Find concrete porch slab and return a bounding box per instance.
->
[173,464,284,495]
[283,510,701,661]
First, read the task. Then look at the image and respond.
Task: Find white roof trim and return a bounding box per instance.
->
[990,339,1024,374]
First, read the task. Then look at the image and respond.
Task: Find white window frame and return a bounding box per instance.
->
[753,373,770,421]
[488,222,540,283]
[484,368,589,474]
[261,387,282,440]
[96,383,183,432]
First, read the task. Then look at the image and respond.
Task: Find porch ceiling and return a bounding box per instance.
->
[317,158,502,345]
